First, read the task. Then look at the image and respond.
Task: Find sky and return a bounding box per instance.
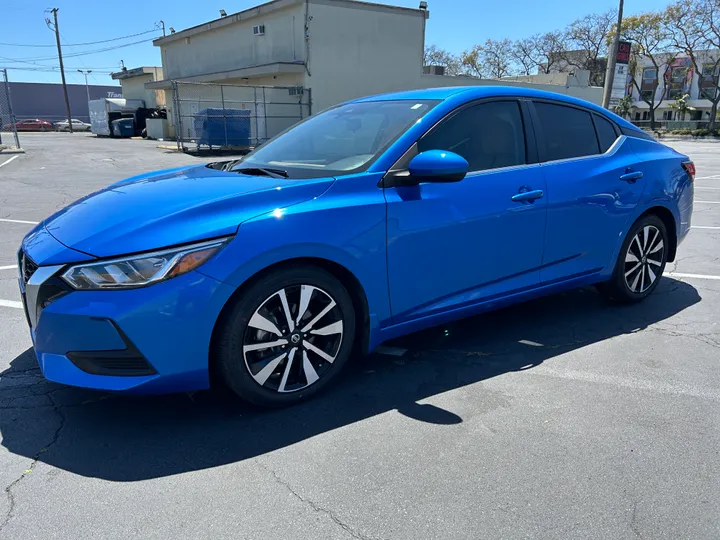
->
[2,0,675,86]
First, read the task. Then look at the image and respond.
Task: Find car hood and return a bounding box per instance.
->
[44,164,335,258]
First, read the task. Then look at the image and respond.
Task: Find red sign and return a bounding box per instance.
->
[616,41,631,64]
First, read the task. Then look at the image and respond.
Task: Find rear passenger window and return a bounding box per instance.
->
[593,114,619,153]
[534,102,599,161]
[418,101,526,172]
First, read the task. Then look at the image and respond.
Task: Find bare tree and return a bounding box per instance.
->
[622,12,677,129]
[511,32,566,75]
[423,44,463,76]
[562,10,616,85]
[462,39,515,79]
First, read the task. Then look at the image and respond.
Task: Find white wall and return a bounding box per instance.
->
[304,1,426,112]
[160,3,305,80]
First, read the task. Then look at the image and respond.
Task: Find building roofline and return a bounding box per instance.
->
[153,0,427,46]
[111,66,162,80]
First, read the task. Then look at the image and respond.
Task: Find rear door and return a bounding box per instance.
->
[531,100,646,283]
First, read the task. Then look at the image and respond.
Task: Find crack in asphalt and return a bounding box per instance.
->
[0,393,66,535]
[257,461,384,540]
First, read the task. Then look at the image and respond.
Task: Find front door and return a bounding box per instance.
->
[385,100,547,324]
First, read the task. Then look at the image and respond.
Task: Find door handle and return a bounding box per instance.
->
[511,189,544,203]
[620,170,643,183]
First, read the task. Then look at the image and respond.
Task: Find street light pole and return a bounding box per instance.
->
[602,0,625,109]
[77,69,92,104]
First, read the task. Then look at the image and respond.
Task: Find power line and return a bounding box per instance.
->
[0,27,161,48]
[0,37,158,62]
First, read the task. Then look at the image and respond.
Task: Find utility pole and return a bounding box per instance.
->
[78,69,92,104]
[48,8,73,133]
[602,0,625,109]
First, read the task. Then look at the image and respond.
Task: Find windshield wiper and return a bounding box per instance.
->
[236,167,289,179]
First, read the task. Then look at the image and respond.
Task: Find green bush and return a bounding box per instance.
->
[668,128,693,135]
[692,128,710,137]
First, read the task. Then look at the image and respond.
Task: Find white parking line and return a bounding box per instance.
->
[0,265,17,271]
[0,299,22,309]
[692,226,720,230]
[0,155,19,169]
[696,175,720,180]
[695,200,720,204]
[667,272,720,281]
[0,218,38,225]
[694,186,720,190]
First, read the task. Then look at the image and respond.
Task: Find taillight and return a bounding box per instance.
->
[682,161,695,181]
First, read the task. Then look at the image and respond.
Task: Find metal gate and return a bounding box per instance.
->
[0,69,21,152]
[171,81,311,152]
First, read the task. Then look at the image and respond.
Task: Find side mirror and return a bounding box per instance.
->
[407,150,468,183]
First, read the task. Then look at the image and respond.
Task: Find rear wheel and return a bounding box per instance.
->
[216,266,356,407]
[598,214,668,303]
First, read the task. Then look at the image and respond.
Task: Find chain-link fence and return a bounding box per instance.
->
[0,69,21,151]
[171,81,311,152]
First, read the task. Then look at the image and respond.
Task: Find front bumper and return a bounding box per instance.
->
[20,239,236,394]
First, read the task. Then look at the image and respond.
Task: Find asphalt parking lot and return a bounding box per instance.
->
[1,133,719,539]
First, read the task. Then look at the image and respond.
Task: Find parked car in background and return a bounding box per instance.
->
[18,86,694,407]
[55,119,92,132]
[6,119,54,132]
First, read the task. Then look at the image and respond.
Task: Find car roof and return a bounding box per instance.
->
[354,85,638,132]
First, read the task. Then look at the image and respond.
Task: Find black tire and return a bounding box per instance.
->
[216,265,356,407]
[598,214,669,303]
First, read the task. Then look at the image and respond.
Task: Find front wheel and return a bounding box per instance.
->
[598,214,668,303]
[216,266,356,407]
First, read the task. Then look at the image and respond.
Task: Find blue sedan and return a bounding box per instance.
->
[18,86,694,406]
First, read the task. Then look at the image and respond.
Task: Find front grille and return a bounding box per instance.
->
[21,252,38,284]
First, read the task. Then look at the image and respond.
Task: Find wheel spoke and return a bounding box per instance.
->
[296,285,314,325]
[648,239,664,255]
[625,252,639,263]
[243,338,287,352]
[647,258,662,267]
[249,312,282,337]
[303,340,335,363]
[302,350,320,385]
[310,320,343,336]
[301,300,337,332]
[252,352,287,386]
[647,264,657,284]
[625,262,642,278]
[278,288,295,332]
[640,265,646,291]
[632,234,645,257]
[278,348,297,392]
[642,226,651,251]
[631,268,642,292]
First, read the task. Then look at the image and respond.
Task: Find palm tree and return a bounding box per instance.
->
[669,93,696,121]
[614,95,634,119]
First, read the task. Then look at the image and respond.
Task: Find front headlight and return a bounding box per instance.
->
[61,238,230,290]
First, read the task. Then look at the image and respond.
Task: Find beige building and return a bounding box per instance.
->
[145,0,602,140]
[110,67,165,108]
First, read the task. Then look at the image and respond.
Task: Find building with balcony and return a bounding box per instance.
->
[629,51,720,123]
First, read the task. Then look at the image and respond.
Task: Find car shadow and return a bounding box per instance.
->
[0,278,701,481]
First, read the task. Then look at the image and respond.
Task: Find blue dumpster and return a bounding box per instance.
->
[193,108,251,148]
[111,118,135,138]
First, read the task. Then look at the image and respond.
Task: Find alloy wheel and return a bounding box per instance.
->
[242,284,344,393]
[624,225,664,294]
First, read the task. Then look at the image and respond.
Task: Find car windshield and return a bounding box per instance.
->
[232,100,438,179]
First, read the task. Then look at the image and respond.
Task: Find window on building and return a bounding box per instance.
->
[593,114,618,153]
[418,101,526,172]
[534,102,599,161]
[701,87,718,100]
[701,63,718,79]
[640,90,654,102]
[634,112,641,121]
[642,68,657,83]
[642,111,649,120]
[667,87,684,100]
[671,67,688,83]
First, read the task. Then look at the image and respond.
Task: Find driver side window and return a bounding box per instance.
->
[418,101,527,172]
